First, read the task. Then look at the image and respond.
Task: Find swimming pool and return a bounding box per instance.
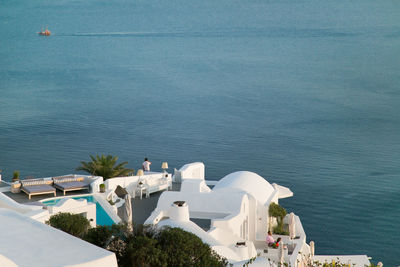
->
[42,195,115,226]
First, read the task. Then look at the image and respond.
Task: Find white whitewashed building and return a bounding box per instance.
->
[145,162,371,266]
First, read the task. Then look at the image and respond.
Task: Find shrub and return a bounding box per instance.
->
[273,225,289,235]
[156,227,228,267]
[83,224,227,267]
[84,223,130,248]
[84,225,116,248]
[122,236,167,267]
[46,212,90,238]
[100,183,105,192]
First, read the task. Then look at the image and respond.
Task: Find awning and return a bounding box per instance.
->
[272,183,293,199]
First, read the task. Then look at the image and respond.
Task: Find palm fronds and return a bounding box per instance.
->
[76,154,134,180]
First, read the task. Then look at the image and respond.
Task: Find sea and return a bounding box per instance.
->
[1,0,399,265]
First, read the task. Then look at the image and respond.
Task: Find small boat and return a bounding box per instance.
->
[38,27,51,36]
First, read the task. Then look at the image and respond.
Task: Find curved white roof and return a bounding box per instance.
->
[0,209,117,267]
[213,171,275,205]
[0,192,43,214]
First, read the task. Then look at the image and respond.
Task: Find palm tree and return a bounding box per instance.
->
[76,154,134,180]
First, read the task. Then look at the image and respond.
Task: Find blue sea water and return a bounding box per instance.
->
[1,0,399,265]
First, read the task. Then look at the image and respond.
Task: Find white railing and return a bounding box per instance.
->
[104,172,171,198]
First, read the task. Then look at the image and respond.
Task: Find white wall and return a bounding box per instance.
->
[88,176,104,193]
[211,195,249,239]
[208,228,240,246]
[179,162,205,180]
[104,173,167,196]
[255,189,279,241]
[180,179,211,193]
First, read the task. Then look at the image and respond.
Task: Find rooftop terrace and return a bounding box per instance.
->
[3,180,181,225]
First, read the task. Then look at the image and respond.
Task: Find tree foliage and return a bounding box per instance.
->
[82,224,227,267]
[122,236,167,267]
[47,215,227,267]
[269,202,287,234]
[84,224,126,248]
[76,154,133,180]
[156,227,227,267]
[46,212,90,238]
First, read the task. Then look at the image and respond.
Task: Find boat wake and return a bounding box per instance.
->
[55,28,356,38]
[56,31,247,38]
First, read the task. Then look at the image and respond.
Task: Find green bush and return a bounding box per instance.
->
[84,225,115,248]
[122,236,167,267]
[46,212,90,238]
[83,224,227,267]
[156,227,227,267]
[84,223,130,248]
[272,225,289,235]
[120,226,228,267]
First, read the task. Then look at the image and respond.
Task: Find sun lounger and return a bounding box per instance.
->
[53,176,90,195]
[21,179,56,199]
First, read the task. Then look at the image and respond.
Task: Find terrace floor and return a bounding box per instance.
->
[5,182,210,229]
[0,181,9,188]
[118,183,212,230]
[118,182,181,225]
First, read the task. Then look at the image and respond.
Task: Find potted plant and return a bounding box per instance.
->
[12,171,20,182]
[11,171,21,193]
[99,183,105,193]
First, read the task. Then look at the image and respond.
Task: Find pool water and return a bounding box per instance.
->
[42,195,115,226]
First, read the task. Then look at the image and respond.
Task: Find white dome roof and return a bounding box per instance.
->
[213,171,275,205]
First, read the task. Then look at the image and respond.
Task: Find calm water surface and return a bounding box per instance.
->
[1,0,399,265]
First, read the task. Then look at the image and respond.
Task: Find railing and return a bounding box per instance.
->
[288,215,308,267]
